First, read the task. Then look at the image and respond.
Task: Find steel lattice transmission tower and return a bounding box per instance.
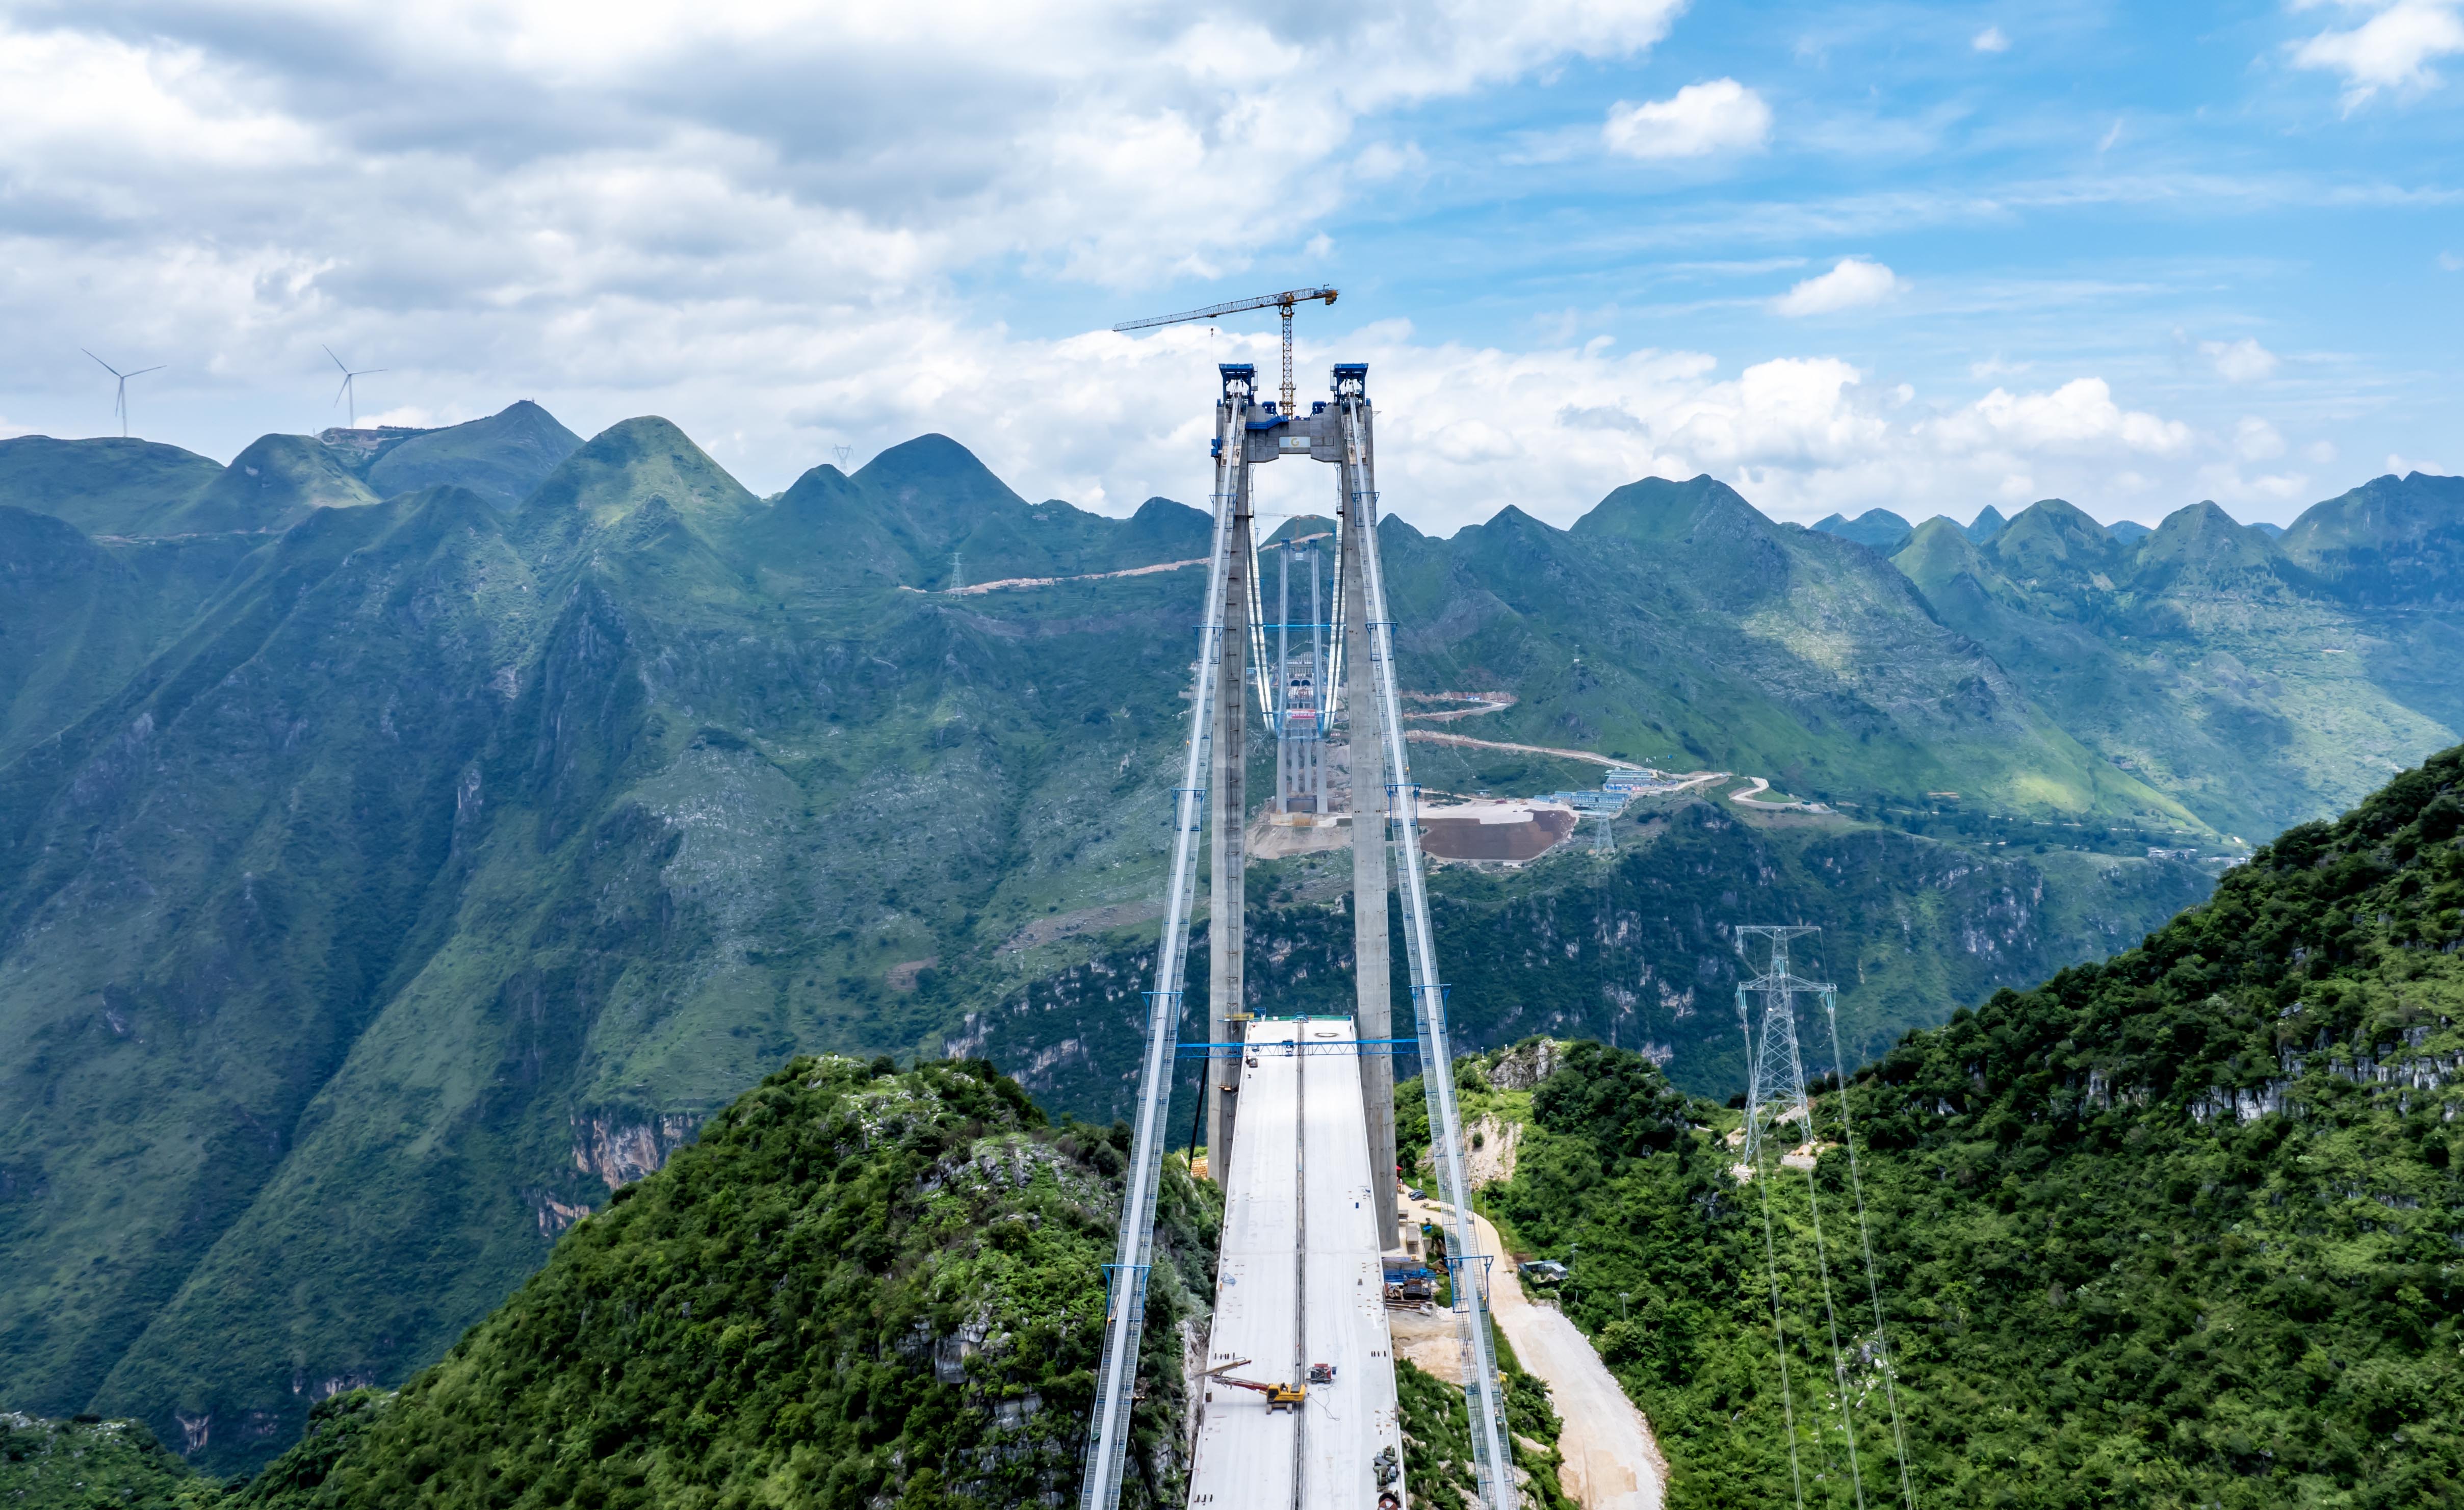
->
[1734,925,1919,1510]
[1736,925,1822,1162]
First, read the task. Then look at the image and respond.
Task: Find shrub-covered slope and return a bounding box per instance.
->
[1482,745,2464,1507]
[0,1413,221,1508]
[237,1055,1216,1510]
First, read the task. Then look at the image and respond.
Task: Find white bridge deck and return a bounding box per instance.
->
[1188,1017,1405,1510]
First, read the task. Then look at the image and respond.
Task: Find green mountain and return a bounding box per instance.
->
[0,509,262,763]
[0,406,2455,1473]
[2279,470,2464,607]
[2,1056,1217,1510]
[1475,742,2463,1506]
[0,423,1234,1471]
[0,437,224,537]
[1892,484,2464,837]
[1811,508,1913,553]
[361,401,584,508]
[1379,477,2182,819]
[0,1414,221,1509]
[0,402,591,541]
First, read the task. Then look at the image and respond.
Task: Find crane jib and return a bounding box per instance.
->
[1110,286,1338,333]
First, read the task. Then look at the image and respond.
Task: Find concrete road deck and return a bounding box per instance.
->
[1188,1018,1405,1510]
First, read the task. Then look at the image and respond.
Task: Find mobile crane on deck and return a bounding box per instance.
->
[1199,1358,1307,1413]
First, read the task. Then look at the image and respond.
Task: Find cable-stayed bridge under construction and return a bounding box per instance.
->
[1074,359,1515,1510]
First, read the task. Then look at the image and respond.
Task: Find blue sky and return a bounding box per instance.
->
[1,0,2458,534]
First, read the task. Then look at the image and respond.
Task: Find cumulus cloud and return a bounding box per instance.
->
[1770,257,1903,316]
[2235,416,2288,460]
[1603,79,1773,159]
[1926,378,2193,459]
[0,1,1683,320]
[1973,26,2011,53]
[2291,0,2464,108]
[2202,337,2281,382]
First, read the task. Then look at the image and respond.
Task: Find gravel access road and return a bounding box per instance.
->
[1404,1197,1668,1510]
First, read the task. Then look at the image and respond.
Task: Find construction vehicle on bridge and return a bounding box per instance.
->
[1200,1358,1307,1413]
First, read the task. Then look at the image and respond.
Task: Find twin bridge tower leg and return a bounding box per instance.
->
[1205,432,1252,1170]
[1342,405,1399,1248]
[1204,365,1396,1247]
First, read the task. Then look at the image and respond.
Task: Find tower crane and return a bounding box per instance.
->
[1112,286,1338,416]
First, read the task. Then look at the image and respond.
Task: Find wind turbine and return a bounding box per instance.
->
[83,351,164,438]
[324,346,386,428]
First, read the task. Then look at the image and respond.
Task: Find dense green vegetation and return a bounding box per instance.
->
[214,1055,1212,1509]
[1476,745,2464,1506]
[1,404,2455,1468]
[0,1414,222,1509]
[1395,1345,1577,1510]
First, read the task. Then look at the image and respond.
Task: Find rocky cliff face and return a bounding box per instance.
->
[950,800,2217,1113]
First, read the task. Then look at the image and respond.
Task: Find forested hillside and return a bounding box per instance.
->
[0,403,2455,1468]
[959,797,2212,1109]
[230,1055,1217,1510]
[1477,744,2464,1506]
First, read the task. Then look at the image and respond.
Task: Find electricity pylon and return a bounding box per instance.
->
[1736,925,1821,1163]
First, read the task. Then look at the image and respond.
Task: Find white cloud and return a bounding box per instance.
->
[2290,0,2464,108]
[2235,415,2287,460]
[2202,337,2280,382]
[1973,25,2011,53]
[1770,257,1904,316]
[1969,356,2033,380]
[2306,439,2339,463]
[0,1,1686,314]
[1603,79,1773,160]
[2440,250,2464,269]
[1927,379,2193,459]
[2197,461,2311,504]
